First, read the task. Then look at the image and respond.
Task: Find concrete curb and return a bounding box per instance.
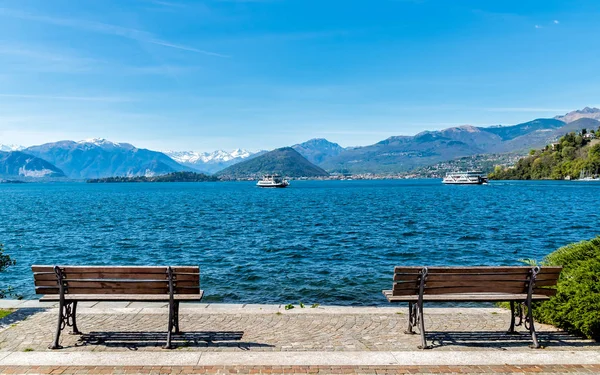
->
[0,300,510,315]
[0,351,598,366]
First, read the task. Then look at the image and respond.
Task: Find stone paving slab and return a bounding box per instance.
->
[1,351,598,367]
[1,364,600,374]
[0,306,597,353]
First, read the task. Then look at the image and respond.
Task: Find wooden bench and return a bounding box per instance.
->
[382,266,562,349]
[32,265,203,349]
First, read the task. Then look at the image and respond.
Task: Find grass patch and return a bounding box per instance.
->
[0,309,13,319]
[23,348,34,352]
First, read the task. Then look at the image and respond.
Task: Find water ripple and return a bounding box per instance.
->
[0,180,599,305]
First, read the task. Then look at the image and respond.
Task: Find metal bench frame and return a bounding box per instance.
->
[35,265,202,350]
[384,266,560,349]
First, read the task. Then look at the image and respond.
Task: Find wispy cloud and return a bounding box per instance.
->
[535,24,543,29]
[553,20,560,24]
[147,40,228,57]
[484,107,569,113]
[0,7,227,57]
[0,94,134,102]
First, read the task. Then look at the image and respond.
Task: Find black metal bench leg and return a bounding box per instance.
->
[404,302,416,334]
[417,303,431,350]
[174,301,180,334]
[49,300,65,349]
[507,301,517,334]
[164,301,175,349]
[526,303,540,349]
[69,301,82,335]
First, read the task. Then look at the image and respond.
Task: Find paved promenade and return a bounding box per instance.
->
[0,302,597,374]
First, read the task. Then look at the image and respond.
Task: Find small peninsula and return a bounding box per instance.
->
[490,127,600,180]
[87,172,219,183]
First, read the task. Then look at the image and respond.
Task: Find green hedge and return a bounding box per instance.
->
[534,236,600,339]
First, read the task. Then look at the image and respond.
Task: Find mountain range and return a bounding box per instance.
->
[165,149,261,174]
[1,107,599,179]
[319,111,600,173]
[23,138,192,179]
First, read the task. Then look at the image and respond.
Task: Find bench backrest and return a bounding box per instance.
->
[32,265,200,295]
[392,266,562,296]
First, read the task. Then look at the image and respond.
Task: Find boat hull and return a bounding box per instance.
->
[442,180,486,185]
[257,182,289,188]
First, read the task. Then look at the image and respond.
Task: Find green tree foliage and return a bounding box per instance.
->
[0,244,18,299]
[490,131,600,180]
[87,172,219,183]
[533,237,600,339]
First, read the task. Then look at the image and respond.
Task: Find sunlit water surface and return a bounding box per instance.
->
[1,180,598,304]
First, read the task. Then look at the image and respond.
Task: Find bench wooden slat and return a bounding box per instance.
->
[383,290,552,302]
[392,289,419,296]
[421,280,528,287]
[33,273,199,282]
[36,287,202,295]
[35,280,198,288]
[424,286,528,295]
[32,266,198,274]
[534,279,560,287]
[533,288,557,296]
[422,274,528,282]
[394,266,562,274]
[39,293,204,302]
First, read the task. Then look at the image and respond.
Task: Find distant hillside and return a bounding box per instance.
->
[320,112,600,173]
[414,153,523,178]
[490,128,600,180]
[24,138,190,179]
[555,107,600,123]
[320,132,482,173]
[0,151,65,178]
[292,138,345,165]
[217,147,329,178]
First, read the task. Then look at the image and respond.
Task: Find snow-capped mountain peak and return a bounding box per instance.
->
[0,144,25,152]
[77,138,135,150]
[78,138,119,147]
[166,149,254,164]
[164,149,255,173]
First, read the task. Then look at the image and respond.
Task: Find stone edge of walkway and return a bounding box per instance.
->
[0,300,510,315]
[0,351,599,367]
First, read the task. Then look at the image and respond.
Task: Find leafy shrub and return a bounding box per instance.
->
[533,236,600,339]
[0,244,18,299]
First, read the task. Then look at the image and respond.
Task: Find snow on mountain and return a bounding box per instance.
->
[165,149,256,174]
[77,138,135,150]
[166,149,254,164]
[0,144,25,152]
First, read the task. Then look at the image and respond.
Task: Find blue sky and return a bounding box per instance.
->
[1,0,599,151]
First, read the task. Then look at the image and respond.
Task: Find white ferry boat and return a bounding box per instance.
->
[442,171,488,185]
[257,174,289,188]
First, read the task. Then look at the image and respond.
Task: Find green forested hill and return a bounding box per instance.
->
[217,147,329,178]
[489,128,600,180]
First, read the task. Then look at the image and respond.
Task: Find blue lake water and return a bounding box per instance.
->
[0,180,599,305]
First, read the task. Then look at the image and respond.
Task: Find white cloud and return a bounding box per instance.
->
[553,20,559,24]
[0,7,226,57]
[535,25,542,29]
